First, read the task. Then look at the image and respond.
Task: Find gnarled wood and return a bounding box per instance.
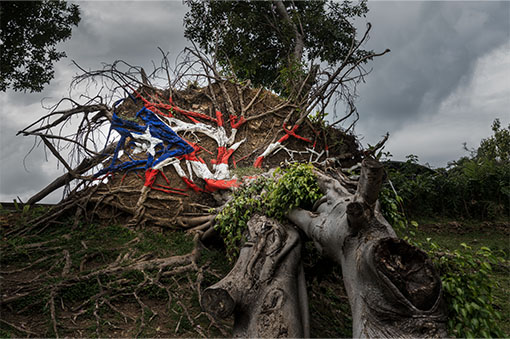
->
[289,158,447,338]
[201,214,309,338]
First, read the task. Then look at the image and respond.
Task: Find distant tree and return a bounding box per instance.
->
[477,118,510,163]
[0,1,80,92]
[184,0,377,100]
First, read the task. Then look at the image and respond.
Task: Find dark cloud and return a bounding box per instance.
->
[64,1,189,70]
[354,1,509,136]
[0,118,63,201]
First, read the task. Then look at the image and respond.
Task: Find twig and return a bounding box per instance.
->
[0,319,37,335]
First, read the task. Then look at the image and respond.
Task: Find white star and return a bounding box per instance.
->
[132,126,163,156]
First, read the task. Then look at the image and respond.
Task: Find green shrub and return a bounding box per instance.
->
[215,163,322,261]
[264,163,323,220]
[380,186,506,338]
[430,242,505,338]
[382,120,509,220]
[214,176,269,261]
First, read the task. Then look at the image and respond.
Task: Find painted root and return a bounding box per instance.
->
[94,93,327,204]
[95,103,243,193]
[288,158,448,338]
[201,214,309,338]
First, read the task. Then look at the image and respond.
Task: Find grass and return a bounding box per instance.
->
[493,274,510,336]
[413,218,510,261]
[135,228,194,256]
[0,214,226,337]
[2,208,508,337]
[413,217,510,336]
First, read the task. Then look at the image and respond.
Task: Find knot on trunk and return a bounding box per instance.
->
[374,238,441,311]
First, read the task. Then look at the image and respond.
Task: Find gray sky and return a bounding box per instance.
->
[1,1,509,203]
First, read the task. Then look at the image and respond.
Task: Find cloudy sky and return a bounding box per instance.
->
[1,0,509,203]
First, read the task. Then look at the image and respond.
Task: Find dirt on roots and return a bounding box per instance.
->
[86,82,362,228]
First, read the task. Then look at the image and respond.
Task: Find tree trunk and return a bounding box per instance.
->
[202,158,447,338]
[201,214,309,338]
[288,158,448,338]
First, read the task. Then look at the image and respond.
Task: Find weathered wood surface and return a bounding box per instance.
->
[201,214,309,338]
[203,158,447,338]
[288,158,447,338]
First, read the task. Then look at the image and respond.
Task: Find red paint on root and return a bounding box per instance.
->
[204,178,240,192]
[254,156,265,168]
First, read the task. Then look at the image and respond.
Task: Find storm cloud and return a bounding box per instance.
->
[353,1,509,158]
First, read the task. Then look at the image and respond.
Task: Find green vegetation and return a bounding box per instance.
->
[184,0,372,95]
[2,121,508,337]
[0,219,223,337]
[433,243,504,338]
[382,119,509,220]
[215,163,322,261]
[265,163,323,220]
[0,1,81,92]
[381,186,507,337]
[135,229,194,256]
[379,120,509,337]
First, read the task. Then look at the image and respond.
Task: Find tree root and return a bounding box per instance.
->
[0,318,38,336]
[0,224,232,337]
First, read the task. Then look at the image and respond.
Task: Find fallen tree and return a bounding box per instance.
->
[201,159,448,338]
[289,158,447,337]
[8,15,450,335]
[16,43,365,234]
[202,214,309,338]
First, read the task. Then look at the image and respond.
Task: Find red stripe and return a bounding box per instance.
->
[254,156,265,168]
[283,124,312,143]
[93,172,113,181]
[216,111,224,127]
[183,144,205,163]
[229,115,246,129]
[211,146,236,165]
[236,154,250,162]
[184,114,200,124]
[159,171,171,185]
[152,186,189,196]
[155,183,187,192]
[144,168,159,187]
[198,145,214,156]
[138,92,219,123]
[278,134,290,143]
[204,178,240,192]
[181,177,203,192]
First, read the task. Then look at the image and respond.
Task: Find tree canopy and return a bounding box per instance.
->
[477,118,510,163]
[184,0,373,95]
[0,0,80,92]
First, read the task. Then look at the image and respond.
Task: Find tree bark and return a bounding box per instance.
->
[201,214,309,338]
[288,158,448,338]
[272,0,304,62]
[26,143,116,205]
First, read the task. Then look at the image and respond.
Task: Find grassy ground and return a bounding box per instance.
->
[0,209,233,338]
[0,209,351,338]
[414,218,510,336]
[414,218,509,258]
[1,207,507,337]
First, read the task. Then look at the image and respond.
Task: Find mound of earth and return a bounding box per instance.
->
[66,81,362,228]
